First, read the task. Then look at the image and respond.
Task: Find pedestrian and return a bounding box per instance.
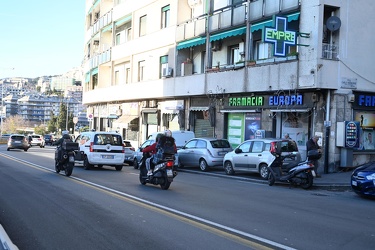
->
[306,135,322,177]
[284,133,290,139]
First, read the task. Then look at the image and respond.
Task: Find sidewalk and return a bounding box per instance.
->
[313,169,353,191]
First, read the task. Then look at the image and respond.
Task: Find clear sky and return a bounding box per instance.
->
[0,1,85,78]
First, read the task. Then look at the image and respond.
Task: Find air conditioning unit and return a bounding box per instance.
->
[162,67,173,78]
[211,41,222,51]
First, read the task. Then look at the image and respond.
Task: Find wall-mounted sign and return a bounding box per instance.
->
[269,94,303,106]
[264,16,297,57]
[228,96,264,107]
[341,77,357,89]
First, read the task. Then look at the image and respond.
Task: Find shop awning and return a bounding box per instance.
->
[189,106,209,111]
[250,12,300,32]
[141,108,158,114]
[220,109,259,113]
[210,27,246,42]
[270,108,310,112]
[115,115,137,124]
[177,37,206,50]
[85,72,90,83]
[91,67,98,75]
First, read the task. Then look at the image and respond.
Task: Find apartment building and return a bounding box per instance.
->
[83,0,375,172]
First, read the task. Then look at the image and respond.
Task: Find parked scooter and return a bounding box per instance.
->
[139,151,177,190]
[267,150,321,189]
[54,141,80,177]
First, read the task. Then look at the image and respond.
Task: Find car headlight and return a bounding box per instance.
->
[365,173,375,181]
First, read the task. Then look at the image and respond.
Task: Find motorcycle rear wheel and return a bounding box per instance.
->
[65,163,74,177]
[55,160,61,173]
[160,180,171,190]
[139,167,147,185]
[268,172,275,186]
[301,172,313,189]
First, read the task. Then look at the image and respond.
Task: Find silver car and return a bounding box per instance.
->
[177,138,232,171]
[7,134,30,151]
[123,140,135,165]
[223,138,301,179]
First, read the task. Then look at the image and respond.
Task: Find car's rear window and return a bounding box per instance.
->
[210,140,231,148]
[94,134,123,145]
[280,140,298,152]
[31,135,41,139]
[11,136,25,140]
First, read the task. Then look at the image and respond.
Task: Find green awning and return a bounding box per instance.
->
[115,15,131,26]
[250,12,300,32]
[177,37,206,50]
[91,67,98,75]
[88,0,100,15]
[102,25,112,33]
[210,27,246,42]
[85,72,90,83]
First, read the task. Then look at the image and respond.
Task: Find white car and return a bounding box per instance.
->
[30,134,45,148]
[74,131,125,171]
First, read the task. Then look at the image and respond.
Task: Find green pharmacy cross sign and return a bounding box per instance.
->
[264,16,296,57]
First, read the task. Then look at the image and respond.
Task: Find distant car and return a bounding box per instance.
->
[223,138,301,179]
[7,134,30,151]
[30,134,45,148]
[351,162,375,198]
[44,134,55,146]
[177,138,233,171]
[123,140,135,165]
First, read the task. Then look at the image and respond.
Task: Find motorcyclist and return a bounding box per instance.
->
[54,130,72,165]
[142,130,177,176]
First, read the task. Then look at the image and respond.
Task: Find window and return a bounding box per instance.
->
[229,44,240,64]
[239,141,251,153]
[115,22,132,45]
[196,140,207,148]
[139,15,147,36]
[125,67,131,84]
[161,5,170,29]
[251,141,263,153]
[256,41,272,60]
[138,60,145,82]
[160,55,168,78]
[114,70,120,85]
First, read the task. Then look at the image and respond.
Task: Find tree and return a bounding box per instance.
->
[57,103,67,132]
[47,114,57,134]
[2,115,29,134]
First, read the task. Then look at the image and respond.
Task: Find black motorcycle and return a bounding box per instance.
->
[267,150,321,189]
[54,142,79,177]
[139,151,177,190]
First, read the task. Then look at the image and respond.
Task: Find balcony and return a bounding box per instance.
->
[90,10,112,37]
[90,49,111,69]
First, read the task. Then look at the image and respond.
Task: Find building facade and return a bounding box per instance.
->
[83,0,375,173]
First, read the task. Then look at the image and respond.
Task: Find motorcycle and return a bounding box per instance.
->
[139,151,177,190]
[54,142,80,177]
[267,150,322,189]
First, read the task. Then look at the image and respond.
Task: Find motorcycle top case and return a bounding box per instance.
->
[63,142,79,151]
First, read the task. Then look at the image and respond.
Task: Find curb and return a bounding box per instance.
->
[0,224,18,250]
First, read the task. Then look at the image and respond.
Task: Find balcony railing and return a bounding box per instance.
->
[90,10,112,37]
[90,49,111,69]
[322,43,339,60]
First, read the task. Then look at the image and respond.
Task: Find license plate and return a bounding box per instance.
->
[351,180,357,186]
[167,169,173,177]
[69,156,75,162]
[15,141,21,143]
[218,151,227,156]
[102,155,114,159]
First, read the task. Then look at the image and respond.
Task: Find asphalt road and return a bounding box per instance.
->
[0,145,374,250]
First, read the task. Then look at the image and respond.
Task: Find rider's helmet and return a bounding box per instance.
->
[164,129,172,137]
[155,133,164,142]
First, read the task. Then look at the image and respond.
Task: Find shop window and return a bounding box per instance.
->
[355,111,375,150]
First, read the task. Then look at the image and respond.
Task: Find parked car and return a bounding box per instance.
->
[123,140,135,165]
[351,161,375,198]
[177,138,233,171]
[44,134,55,146]
[223,138,301,179]
[29,134,45,148]
[7,134,30,151]
[74,131,125,171]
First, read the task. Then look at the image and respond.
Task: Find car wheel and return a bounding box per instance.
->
[199,159,208,172]
[259,164,269,179]
[24,148,28,152]
[133,159,139,169]
[224,161,235,175]
[97,164,103,168]
[7,148,10,151]
[115,165,123,171]
[83,157,92,170]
